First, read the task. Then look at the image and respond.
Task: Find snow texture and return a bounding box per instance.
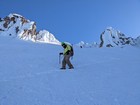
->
[0,36,140,105]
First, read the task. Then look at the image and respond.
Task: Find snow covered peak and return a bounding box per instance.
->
[99,27,136,47]
[77,41,99,48]
[76,27,139,48]
[8,13,23,18]
[106,26,113,30]
[36,30,60,45]
[0,13,60,45]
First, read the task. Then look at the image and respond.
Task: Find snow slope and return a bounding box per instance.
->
[0,37,140,105]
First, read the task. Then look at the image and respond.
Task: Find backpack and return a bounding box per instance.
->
[70,45,74,56]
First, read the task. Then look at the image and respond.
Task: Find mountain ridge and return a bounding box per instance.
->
[1,13,140,47]
[0,13,60,45]
[99,27,136,47]
[78,27,140,48]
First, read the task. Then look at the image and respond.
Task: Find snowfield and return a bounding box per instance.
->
[0,36,140,105]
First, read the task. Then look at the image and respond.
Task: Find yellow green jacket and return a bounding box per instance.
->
[63,44,71,55]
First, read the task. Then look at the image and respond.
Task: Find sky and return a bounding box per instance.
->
[1,0,140,44]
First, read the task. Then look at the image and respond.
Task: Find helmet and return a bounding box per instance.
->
[61,42,65,46]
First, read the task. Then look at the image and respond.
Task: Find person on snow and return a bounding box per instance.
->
[59,42,74,69]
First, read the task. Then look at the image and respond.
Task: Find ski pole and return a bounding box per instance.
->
[59,53,63,65]
[59,54,61,64]
[59,54,60,64]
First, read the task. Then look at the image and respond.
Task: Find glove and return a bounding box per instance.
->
[59,52,63,55]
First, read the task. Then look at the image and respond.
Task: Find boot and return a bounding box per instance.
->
[69,66,74,69]
[60,67,66,70]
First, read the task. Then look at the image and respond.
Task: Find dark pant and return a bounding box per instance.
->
[62,54,73,68]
